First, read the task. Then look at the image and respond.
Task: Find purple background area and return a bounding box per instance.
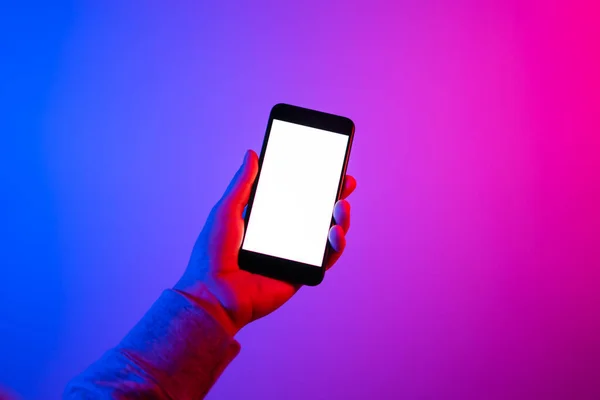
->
[1,1,599,399]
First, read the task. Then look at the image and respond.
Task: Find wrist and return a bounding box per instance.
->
[173,282,241,336]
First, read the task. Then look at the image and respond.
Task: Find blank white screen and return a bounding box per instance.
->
[242,119,349,267]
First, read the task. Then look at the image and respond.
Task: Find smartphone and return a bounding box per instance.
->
[239,103,354,286]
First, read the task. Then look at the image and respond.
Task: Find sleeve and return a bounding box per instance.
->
[63,289,240,400]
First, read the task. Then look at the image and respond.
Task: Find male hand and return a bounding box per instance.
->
[175,150,356,333]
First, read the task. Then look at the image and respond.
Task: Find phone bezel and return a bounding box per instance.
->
[238,103,354,286]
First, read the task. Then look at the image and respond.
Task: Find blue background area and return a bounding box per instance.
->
[1,4,73,395]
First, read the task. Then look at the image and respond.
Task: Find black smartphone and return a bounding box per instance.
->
[239,103,354,286]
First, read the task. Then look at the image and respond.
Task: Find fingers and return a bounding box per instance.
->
[325,225,345,270]
[328,225,346,253]
[340,175,357,199]
[325,193,352,270]
[333,199,351,233]
[219,150,259,214]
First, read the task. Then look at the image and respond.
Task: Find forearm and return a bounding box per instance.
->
[64,289,240,400]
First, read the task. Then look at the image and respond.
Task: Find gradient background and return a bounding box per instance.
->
[1,1,599,399]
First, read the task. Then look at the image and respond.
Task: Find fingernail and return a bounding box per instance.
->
[243,150,251,164]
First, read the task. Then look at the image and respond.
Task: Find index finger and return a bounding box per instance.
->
[340,175,357,199]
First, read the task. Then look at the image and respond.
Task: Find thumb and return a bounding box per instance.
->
[219,150,259,214]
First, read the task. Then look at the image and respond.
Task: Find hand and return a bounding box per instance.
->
[175,150,356,333]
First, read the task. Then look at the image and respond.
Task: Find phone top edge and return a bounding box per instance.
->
[270,103,355,136]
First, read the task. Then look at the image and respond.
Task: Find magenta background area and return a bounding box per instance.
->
[1,1,598,399]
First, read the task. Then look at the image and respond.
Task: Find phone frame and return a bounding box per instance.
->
[238,103,354,286]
